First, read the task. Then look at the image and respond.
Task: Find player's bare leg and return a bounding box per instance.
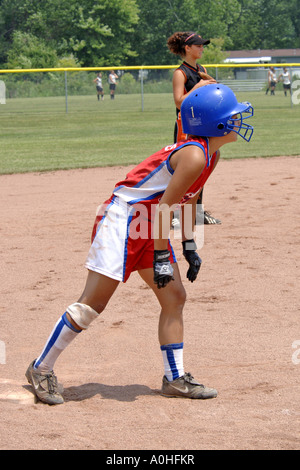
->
[138,264,217,399]
[138,263,185,345]
[69,270,120,328]
[26,271,119,405]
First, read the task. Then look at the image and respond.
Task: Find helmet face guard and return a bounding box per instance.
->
[181,84,254,142]
[226,102,254,142]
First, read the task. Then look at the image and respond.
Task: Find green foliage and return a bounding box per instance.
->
[131,0,241,65]
[0,0,299,71]
[228,0,299,49]
[69,0,139,66]
[201,38,230,78]
[202,39,229,65]
[118,73,138,93]
[6,31,58,71]
[0,0,139,68]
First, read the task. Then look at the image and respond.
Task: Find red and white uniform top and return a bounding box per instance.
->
[87,137,217,282]
[112,136,217,207]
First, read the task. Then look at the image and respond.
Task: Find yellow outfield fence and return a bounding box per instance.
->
[0,63,299,111]
[1,63,300,73]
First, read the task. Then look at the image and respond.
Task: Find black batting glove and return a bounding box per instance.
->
[153,250,174,289]
[182,240,202,283]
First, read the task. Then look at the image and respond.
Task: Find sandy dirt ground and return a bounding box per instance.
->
[0,156,299,451]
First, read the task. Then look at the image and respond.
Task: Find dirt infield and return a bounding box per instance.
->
[0,156,299,450]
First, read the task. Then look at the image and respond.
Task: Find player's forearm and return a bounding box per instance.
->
[181,194,198,241]
[153,204,172,250]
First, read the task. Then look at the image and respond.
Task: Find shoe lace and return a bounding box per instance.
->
[44,372,58,395]
[184,372,204,387]
[184,372,194,383]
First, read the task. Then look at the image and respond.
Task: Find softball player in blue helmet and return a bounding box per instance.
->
[26,84,254,405]
[181,83,253,141]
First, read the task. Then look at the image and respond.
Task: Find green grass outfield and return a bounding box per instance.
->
[0,91,299,174]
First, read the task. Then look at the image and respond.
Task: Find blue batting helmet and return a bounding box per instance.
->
[181,84,254,142]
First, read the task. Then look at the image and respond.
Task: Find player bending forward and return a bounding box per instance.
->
[26,84,254,405]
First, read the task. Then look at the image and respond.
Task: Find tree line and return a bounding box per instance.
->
[0,0,299,70]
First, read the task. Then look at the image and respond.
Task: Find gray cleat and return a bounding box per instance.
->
[25,360,64,405]
[161,372,217,399]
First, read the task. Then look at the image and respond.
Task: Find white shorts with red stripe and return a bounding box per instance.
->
[85,196,176,282]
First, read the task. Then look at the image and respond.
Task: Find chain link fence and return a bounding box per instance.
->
[1,64,299,111]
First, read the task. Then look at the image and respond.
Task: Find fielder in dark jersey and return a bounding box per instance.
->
[174,61,208,142]
[167,31,221,224]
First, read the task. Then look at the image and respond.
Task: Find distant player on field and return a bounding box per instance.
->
[266,66,277,96]
[93,72,104,101]
[108,70,118,100]
[278,68,291,97]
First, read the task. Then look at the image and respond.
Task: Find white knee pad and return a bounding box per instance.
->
[66,302,99,330]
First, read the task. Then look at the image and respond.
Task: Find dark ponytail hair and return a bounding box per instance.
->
[167,31,194,57]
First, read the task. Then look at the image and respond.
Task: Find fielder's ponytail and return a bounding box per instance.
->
[167,32,194,57]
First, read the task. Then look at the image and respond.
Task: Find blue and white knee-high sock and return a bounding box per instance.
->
[161,342,184,382]
[34,312,81,374]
